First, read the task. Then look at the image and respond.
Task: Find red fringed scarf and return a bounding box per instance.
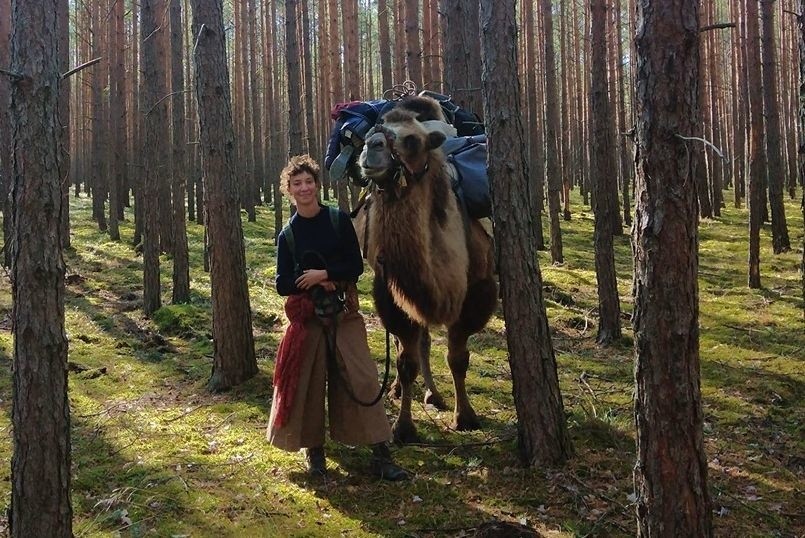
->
[272,293,316,429]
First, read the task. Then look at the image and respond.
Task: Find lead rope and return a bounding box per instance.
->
[324,258,392,407]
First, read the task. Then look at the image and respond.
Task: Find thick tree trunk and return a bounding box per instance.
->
[480,0,572,467]
[632,1,712,535]
[58,0,70,249]
[761,0,790,253]
[191,0,257,391]
[9,0,73,534]
[590,0,622,345]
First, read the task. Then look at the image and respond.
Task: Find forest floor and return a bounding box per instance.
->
[0,191,802,537]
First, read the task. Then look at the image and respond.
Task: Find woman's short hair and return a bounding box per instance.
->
[280,154,320,199]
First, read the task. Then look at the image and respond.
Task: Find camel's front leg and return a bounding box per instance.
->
[392,328,423,444]
[447,325,480,431]
[372,274,422,444]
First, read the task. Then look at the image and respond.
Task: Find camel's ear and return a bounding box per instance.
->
[426,130,446,150]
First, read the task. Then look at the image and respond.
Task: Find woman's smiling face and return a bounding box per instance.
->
[289,171,319,206]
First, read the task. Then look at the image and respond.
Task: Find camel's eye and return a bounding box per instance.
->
[401,134,420,153]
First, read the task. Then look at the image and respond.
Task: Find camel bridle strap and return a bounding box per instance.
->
[322,257,392,408]
[369,124,430,193]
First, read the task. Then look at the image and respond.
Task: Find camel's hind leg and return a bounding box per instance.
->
[448,277,498,431]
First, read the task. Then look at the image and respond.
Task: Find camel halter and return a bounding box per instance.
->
[369,123,431,193]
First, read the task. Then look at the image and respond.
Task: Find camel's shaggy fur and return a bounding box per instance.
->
[357,96,497,443]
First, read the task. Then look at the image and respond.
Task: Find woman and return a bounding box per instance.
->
[267,154,408,481]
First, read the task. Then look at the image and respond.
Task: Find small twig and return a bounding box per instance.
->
[0,67,23,79]
[676,134,729,162]
[163,404,205,423]
[144,89,192,116]
[193,23,207,56]
[61,57,102,80]
[782,9,801,19]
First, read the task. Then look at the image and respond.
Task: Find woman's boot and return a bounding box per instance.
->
[370,443,410,481]
[304,446,326,477]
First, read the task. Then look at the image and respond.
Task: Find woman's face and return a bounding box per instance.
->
[288,171,319,206]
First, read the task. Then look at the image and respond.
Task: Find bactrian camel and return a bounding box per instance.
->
[357,97,497,443]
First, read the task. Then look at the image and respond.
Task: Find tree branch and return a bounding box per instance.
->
[0,67,23,80]
[61,57,102,80]
[676,134,729,162]
[700,22,736,32]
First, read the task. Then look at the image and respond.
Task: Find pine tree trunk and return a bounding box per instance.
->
[141,0,163,314]
[378,0,393,90]
[541,0,564,264]
[761,0,790,253]
[404,0,422,88]
[286,0,304,157]
[190,0,257,391]
[522,0,545,250]
[170,0,190,303]
[590,0,622,345]
[58,0,71,248]
[9,0,73,533]
[480,0,572,467]
[799,0,804,311]
[746,0,764,288]
[442,0,483,118]
[633,1,712,535]
[0,0,10,268]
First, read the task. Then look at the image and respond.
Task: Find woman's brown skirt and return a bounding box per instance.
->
[267,299,392,452]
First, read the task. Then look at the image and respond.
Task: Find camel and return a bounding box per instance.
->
[357,97,498,443]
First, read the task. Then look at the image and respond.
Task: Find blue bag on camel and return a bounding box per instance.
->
[324,92,486,186]
[442,134,491,219]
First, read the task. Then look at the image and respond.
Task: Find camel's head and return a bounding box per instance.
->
[359,108,447,192]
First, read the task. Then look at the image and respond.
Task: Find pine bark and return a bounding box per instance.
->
[286,0,304,157]
[0,0,10,267]
[590,0,622,345]
[58,0,71,248]
[441,0,483,118]
[633,1,712,535]
[761,0,790,253]
[170,0,190,303]
[540,0,564,263]
[404,0,422,88]
[191,0,257,391]
[746,0,764,288]
[141,0,163,314]
[480,0,572,467]
[9,0,73,533]
[378,0,393,90]
[522,0,545,250]
[799,0,804,310]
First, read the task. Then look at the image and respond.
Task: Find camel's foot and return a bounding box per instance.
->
[452,410,481,431]
[392,418,420,444]
[423,389,448,411]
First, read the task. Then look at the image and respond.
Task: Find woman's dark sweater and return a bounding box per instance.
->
[275,205,363,296]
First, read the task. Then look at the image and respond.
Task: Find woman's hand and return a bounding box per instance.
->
[295,269,329,290]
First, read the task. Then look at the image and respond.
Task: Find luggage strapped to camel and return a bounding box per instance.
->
[324,82,492,220]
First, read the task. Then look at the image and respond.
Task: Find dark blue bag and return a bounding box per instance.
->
[443,135,491,219]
